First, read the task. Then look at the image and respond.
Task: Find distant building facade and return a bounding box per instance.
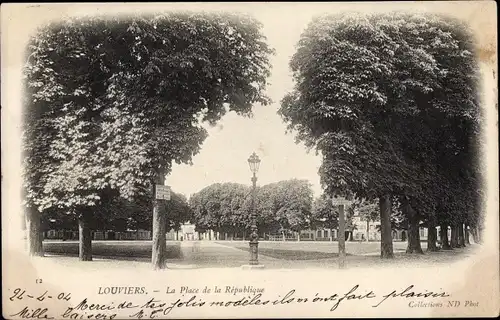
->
[297,213,435,242]
[44,220,454,242]
[44,222,201,241]
[166,223,212,241]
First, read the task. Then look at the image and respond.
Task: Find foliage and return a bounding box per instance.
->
[259,179,314,233]
[279,12,482,232]
[41,189,192,232]
[311,194,338,231]
[190,183,251,233]
[190,179,314,235]
[23,13,273,223]
[121,190,193,231]
[355,199,379,223]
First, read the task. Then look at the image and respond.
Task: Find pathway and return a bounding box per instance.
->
[177,241,278,268]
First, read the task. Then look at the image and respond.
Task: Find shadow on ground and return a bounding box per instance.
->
[42,240,480,269]
[231,246,351,260]
[43,241,182,262]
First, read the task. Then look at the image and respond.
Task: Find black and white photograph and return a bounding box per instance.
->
[2,2,498,319]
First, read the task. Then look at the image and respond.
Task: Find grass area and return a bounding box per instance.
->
[232,246,349,260]
[216,240,478,266]
[217,240,411,255]
[43,241,182,260]
[41,240,479,270]
[344,247,480,269]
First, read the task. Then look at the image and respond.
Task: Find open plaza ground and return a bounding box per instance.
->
[42,240,479,269]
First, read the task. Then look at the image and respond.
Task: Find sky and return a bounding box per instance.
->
[167,9,324,198]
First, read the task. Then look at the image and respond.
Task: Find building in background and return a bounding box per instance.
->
[351,214,381,241]
[43,220,450,242]
[166,223,204,241]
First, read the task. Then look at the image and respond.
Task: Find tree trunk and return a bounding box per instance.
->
[366,218,370,242]
[404,199,423,254]
[458,223,466,247]
[440,225,451,250]
[450,224,459,248]
[330,228,333,241]
[427,226,439,252]
[25,207,44,257]
[379,195,394,259]
[477,226,484,244]
[338,204,346,268]
[464,224,470,245]
[78,209,92,261]
[426,213,439,252]
[152,169,167,270]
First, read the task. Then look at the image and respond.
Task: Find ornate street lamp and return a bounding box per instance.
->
[247,152,261,265]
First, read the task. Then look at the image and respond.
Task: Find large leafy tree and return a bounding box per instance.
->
[190,183,252,238]
[279,12,481,259]
[262,179,314,238]
[23,13,273,268]
[190,179,314,239]
[383,15,481,253]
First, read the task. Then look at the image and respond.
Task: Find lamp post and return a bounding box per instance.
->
[247,152,261,265]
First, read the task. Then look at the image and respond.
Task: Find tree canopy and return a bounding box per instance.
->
[23,13,274,263]
[279,12,482,254]
[23,12,273,216]
[190,179,314,236]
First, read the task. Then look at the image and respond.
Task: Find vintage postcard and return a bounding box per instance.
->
[1,2,498,319]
